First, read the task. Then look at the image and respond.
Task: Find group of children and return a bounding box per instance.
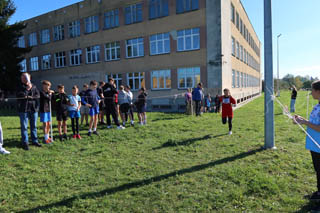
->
[38,78,148,143]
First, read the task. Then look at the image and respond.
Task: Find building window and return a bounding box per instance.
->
[176,0,199,14]
[54,25,64,41]
[19,59,27,72]
[178,67,200,89]
[69,20,81,38]
[236,71,240,88]
[149,0,169,19]
[125,3,143,25]
[236,41,239,58]
[42,55,51,70]
[106,74,122,89]
[236,12,239,30]
[29,32,37,47]
[70,49,82,66]
[17,36,25,48]
[151,70,171,90]
[232,70,235,88]
[244,49,247,64]
[240,45,243,61]
[40,29,50,44]
[231,3,235,23]
[240,18,243,34]
[104,9,119,29]
[86,45,100,64]
[30,57,39,71]
[177,28,200,52]
[150,32,170,55]
[85,16,99,34]
[231,37,235,56]
[126,38,144,58]
[105,41,120,61]
[54,51,66,68]
[127,72,145,91]
[240,72,243,88]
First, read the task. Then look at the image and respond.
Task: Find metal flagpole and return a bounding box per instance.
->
[307,91,310,119]
[264,0,276,149]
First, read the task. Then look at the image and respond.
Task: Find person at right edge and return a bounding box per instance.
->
[290,85,298,113]
[294,81,320,210]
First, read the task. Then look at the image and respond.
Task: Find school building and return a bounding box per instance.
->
[17,0,261,112]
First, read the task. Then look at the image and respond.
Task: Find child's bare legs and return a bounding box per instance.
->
[142,112,147,124]
[89,116,94,131]
[93,114,98,130]
[57,121,62,135]
[63,121,67,135]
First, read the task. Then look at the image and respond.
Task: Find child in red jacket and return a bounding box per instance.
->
[219,88,236,135]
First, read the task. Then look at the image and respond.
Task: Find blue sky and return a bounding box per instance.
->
[9,0,320,79]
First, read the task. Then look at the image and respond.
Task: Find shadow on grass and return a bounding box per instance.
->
[296,200,320,213]
[19,147,264,213]
[152,134,227,150]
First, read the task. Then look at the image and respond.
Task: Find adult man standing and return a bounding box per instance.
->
[192,83,203,116]
[16,73,41,150]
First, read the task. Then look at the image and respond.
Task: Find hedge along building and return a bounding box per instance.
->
[17,0,261,112]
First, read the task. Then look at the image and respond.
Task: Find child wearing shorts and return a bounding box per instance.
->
[68,85,82,139]
[219,88,236,135]
[135,87,147,125]
[40,80,54,144]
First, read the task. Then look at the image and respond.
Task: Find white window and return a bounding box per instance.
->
[85,16,99,34]
[151,70,171,90]
[177,28,200,51]
[126,38,144,58]
[105,41,120,61]
[231,37,235,56]
[86,45,100,64]
[236,71,240,88]
[18,36,25,48]
[232,70,235,88]
[42,55,51,70]
[54,52,66,68]
[236,41,239,58]
[125,3,143,25]
[106,74,122,89]
[178,67,200,89]
[69,20,81,38]
[19,59,27,72]
[150,32,170,55]
[70,49,82,66]
[127,72,145,91]
[30,57,39,71]
[240,45,243,61]
[29,33,37,46]
[40,29,50,44]
[54,25,64,41]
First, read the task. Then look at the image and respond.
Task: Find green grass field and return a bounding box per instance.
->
[0,91,319,212]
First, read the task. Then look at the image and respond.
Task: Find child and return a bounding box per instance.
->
[185,88,192,115]
[0,122,10,154]
[118,85,130,127]
[68,85,82,139]
[80,84,89,126]
[97,81,106,125]
[53,84,70,141]
[290,85,298,113]
[219,88,236,135]
[214,94,220,113]
[294,80,320,202]
[135,87,147,125]
[82,80,100,136]
[205,94,212,113]
[125,85,134,126]
[40,80,54,144]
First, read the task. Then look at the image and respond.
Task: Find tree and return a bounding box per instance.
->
[0,0,31,91]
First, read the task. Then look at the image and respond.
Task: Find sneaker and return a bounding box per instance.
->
[63,134,68,140]
[122,122,126,127]
[131,122,134,127]
[44,139,52,144]
[143,121,147,125]
[93,131,99,136]
[72,135,77,139]
[77,134,82,139]
[32,142,42,147]
[117,126,125,130]
[87,132,92,137]
[107,126,112,129]
[59,135,63,141]
[0,147,10,154]
[310,191,320,200]
[139,122,144,126]
[229,131,232,135]
[22,143,29,151]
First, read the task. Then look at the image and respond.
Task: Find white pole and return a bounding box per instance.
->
[49,100,54,142]
[306,91,310,119]
[277,34,282,97]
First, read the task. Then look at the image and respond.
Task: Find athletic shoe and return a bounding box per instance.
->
[229,131,232,135]
[59,135,63,141]
[72,135,77,139]
[310,191,320,200]
[131,122,134,127]
[44,139,52,144]
[139,122,144,126]
[22,143,29,151]
[87,132,92,137]
[107,126,112,129]
[77,134,82,139]
[0,147,10,154]
[93,131,99,136]
[63,134,68,140]
[117,126,125,130]
[122,122,126,127]
[32,142,42,147]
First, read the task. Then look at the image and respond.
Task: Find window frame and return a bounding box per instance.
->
[177,67,200,89]
[54,51,66,68]
[105,41,121,61]
[53,25,65,41]
[30,57,39,71]
[68,20,81,38]
[150,32,170,55]
[127,72,145,91]
[149,0,169,20]
[104,9,119,29]
[177,27,200,52]
[41,54,51,70]
[70,49,82,66]
[151,70,171,90]
[40,29,50,44]
[126,38,144,58]
[86,45,101,64]
[125,3,143,25]
[29,32,37,47]
[85,16,99,34]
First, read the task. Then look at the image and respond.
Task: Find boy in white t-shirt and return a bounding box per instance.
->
[68,85,82,139]
[294,80,320,203]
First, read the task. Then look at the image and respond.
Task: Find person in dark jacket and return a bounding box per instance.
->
[135,87,147,125]
[290,85,298,113]
[192,83,203,116]
[79,84,89,126]
[40,80,54,144]
[16,73,41,150]
[97,81,106,125]
[101,78,124,129]
[214,94,220,113]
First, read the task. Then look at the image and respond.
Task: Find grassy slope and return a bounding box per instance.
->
[0,91,319,212]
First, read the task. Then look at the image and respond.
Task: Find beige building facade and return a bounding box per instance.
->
[18,0,261,111]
